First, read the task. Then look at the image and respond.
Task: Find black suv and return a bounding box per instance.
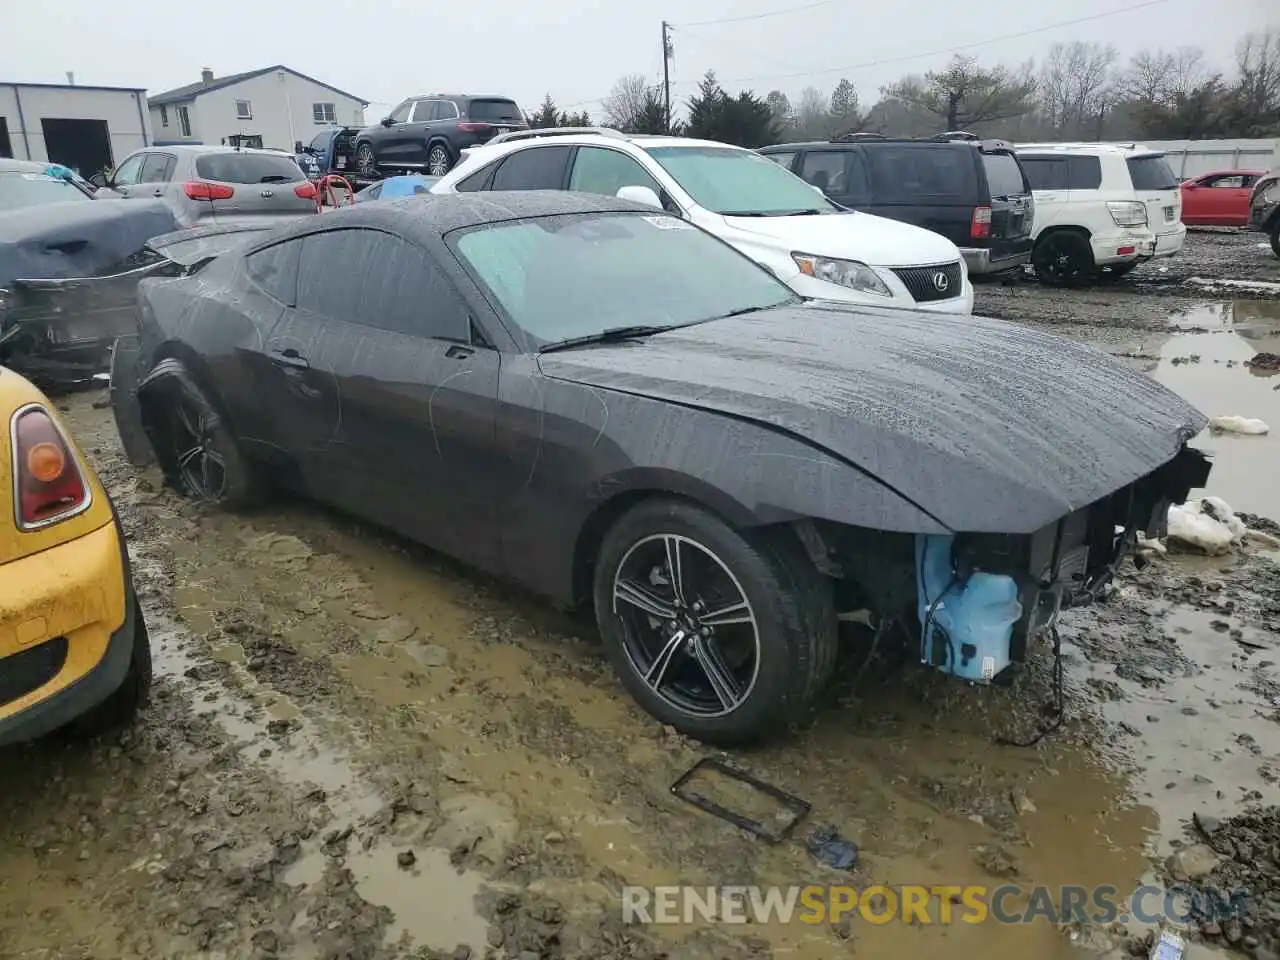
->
[353,94,527,179]
[758,135,1035,275]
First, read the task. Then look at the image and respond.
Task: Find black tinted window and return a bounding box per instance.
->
[455,164,494,192]
[1020,156,1068,190]
[295,229,467,339]
[195,153,305,184]
[864,145,976,201]
[467,99,522,123]
[489,147,571,190]
[981,152,1027,198]
[1127,156,1178,191]
[1067,156,1102,190]
[246,240,301,304]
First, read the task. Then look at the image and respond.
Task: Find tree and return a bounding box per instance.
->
[686,71,729,141]
[1227,28,1280,134]
[561,109,593,127]
[1122,48,1206,104]
[685,72,776,147]
[603,75,661,132]
[882,54,1035,131]
[529,94,562,129]
[828,78,860,134]
[1038,41,1120,137]
[765,89,794,134]
[626,89,671,134]
[793,86,831,139]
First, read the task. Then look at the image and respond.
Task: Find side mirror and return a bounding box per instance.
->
[88,172,109,189]
[294,140,305,153]
[380,116,395,127]
[616,184,662,210]
[1184,182,1198,190]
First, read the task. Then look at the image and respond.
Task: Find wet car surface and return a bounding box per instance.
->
[1,228,1279,960]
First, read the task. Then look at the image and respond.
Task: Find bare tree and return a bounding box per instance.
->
[602,74,658,131]
[1234,28,1280,117]
[828,78,861,134]
[1123,46,1207,104]
[882,55,1036,131]
[1038,41,1120,137]
[794,85,831,139]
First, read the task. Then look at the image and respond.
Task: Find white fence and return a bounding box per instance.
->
[1136,138,1279,178]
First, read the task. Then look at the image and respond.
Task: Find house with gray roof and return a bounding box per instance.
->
[148,65,367,151]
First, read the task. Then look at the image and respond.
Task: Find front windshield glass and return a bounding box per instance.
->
[0,171,93,211]
[452,211,797,347]
[644,145,837,216]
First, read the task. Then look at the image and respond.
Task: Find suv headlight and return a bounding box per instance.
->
[1107,201,1148,227]
[792,253,892,297]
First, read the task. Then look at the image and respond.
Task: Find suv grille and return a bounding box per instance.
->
[891,262,963,303]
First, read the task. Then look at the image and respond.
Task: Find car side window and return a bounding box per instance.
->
[455,163,496,192]
[310,131,330,151]
[361,183,383,200]
[489,146,572,191]
[139,153,175,183]
[1207,175,1245,189]
[408,99,431,123]
[1020,157,1068,191]
[762,152,795,170]
[245,239,301,305]
[799,150,868,201]
[295,229,469,340]
[568,147,662,198]
[1067,156,1102,190]
[112,153,146,186]
[389,100,412,123]
[437,99,460,120]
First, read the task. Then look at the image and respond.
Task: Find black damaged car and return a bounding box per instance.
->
[109,191,1210,743]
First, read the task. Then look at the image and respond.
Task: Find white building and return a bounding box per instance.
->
[147,66,367,152]
[0,81,152,175]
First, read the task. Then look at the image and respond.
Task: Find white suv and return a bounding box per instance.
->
[1015,143,1185,283]
[432,128,974,314]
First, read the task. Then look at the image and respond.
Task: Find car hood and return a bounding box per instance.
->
[721,210,963,269]
[537,302,1207,534]
[0,199,180,287]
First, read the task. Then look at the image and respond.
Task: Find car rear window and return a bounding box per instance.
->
[981,152,1028,198]
[195,153,306,184]
[864,146,976,202]
[1127,155,1178,191]
[467,99,523,123]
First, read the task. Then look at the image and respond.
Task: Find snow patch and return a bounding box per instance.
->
[1167,497,1248,555]
[1184,277,1280,294]
[1208,415,1270,435]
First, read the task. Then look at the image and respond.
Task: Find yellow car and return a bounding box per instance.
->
[0,366,150,746]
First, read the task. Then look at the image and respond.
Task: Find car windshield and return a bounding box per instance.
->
[0,171,93,211]
[643,145,837,216]
[452,211,797,347]
[195,153,306,184]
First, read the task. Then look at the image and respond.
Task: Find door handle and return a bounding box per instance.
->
[270,348,310,369]
[445,344,474,360]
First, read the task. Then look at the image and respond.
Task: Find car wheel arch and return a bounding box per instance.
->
[136,348,231,449]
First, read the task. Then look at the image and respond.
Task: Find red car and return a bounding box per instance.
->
[1180,169,1267,226]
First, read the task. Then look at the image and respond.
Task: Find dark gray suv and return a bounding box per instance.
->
[353,94,527,178]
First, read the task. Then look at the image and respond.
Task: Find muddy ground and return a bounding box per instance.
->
[3,229,1280,960]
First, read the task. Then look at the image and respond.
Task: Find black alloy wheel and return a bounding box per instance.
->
[1033,231,1096,285]
[427,144,453,177]
[356,143,378,179]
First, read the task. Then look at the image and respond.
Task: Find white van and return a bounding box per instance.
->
[433,128,974,314]
[1015,142,1186,282]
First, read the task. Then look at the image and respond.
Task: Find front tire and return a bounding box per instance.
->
[356,142,378,179]
[427,144,453,177]
[592,499,838,745]
[1033,231,1096,285]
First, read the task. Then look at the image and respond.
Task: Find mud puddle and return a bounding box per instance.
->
[1154,300,1280,518]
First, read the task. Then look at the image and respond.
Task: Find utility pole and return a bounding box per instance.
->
[661,20,672,134]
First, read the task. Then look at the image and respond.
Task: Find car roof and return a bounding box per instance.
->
[1015,142,1165,159]
[260,190,658,243]
[143,145,297,157]
[405,93,516,101]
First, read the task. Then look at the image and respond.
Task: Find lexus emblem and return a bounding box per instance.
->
[260,189,274,198]
[931,271,950,292]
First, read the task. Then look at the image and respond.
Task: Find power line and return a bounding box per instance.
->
[676,0,844,28]
[669,25,810,73]
[557,0,1183,115]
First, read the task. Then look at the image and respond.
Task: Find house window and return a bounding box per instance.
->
[177,106,192,138]
[313,102,337,124]
[235,100,253,120]
[160,105,169,127]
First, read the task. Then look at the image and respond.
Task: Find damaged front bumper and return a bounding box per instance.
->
[0,258,169,386]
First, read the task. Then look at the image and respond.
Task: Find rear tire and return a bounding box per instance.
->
[1270,221,1280,259]
[427,144,453,177]
[1032,230,1096,286]
[66,595,152,739]
[144,364,266,508]
[592,498,838,745]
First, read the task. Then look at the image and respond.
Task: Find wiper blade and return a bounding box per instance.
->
[721,209,825,217]
[719,304,777,319]
[539,324,673,353]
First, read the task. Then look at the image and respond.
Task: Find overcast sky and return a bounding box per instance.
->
[9,0,1276,119]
